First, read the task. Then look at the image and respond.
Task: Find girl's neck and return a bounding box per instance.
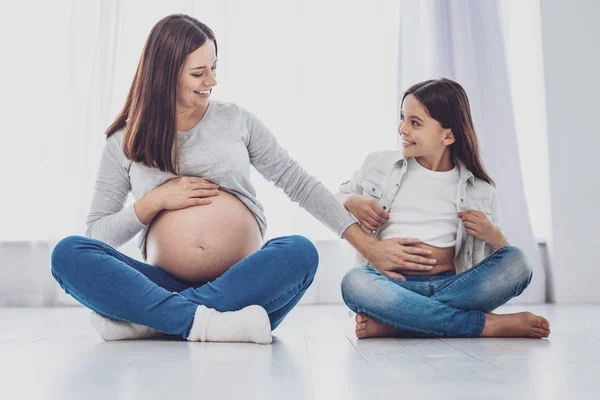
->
[415,150,454,172]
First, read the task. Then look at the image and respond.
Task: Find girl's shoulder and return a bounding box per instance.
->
[468,175,496,199]
[361,150,404,171]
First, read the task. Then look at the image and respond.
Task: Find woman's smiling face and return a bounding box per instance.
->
[177,39,218,110]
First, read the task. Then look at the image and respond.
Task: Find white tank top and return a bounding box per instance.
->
[379,157,460,248]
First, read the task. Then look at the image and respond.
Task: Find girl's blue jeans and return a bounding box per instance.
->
[341,246,533,337]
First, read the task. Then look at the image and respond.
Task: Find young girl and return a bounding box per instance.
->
[338,78,550,339]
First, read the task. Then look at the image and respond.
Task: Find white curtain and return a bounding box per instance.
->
[0,0,402,305]
[0,0,403,244]
[0,0,547,305]
[397,0,546,304]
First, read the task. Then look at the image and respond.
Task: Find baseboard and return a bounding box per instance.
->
[0,239,550,307]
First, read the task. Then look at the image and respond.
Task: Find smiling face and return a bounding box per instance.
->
[399,94,455,158]
[176,39,218,111]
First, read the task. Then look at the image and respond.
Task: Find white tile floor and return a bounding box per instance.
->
[0,304,598,400]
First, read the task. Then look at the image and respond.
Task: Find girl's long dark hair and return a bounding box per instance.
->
[106,14,217,174]
[402,78,494,186]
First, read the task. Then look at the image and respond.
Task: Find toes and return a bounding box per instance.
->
[542,329,551,337]
[536,317,550,329]
[530,330,544,338]
[542,319,550,329]
[356,313,368,323]
[355,327,368,339]
[531,316,549,329]
[532,327,550,338]
[355,322,367,332]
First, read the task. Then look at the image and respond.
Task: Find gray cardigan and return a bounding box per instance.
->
[86,100,356,259]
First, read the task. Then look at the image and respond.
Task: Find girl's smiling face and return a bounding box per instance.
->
[399,94,455,158]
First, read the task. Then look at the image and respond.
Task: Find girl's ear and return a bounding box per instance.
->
[443,129,456,145]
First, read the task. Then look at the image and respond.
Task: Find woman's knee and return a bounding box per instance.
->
[51,235,98,278]
[279,235,319,278]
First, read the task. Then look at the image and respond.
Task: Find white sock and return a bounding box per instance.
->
[186,305,272,344]
[90,312,165,341]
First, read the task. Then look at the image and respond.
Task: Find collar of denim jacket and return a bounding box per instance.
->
[454,158,475,185]
[392,152,475,185]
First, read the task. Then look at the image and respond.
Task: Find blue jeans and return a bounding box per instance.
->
[341,246,533,337]
[51,235,318,338]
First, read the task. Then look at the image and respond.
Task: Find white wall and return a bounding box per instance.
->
[541,0,600,303]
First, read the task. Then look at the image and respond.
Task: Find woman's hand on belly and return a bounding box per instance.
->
[135,176,220,225]
[153,176,221,211]
[402,243,455,276]
[364,238,437,280]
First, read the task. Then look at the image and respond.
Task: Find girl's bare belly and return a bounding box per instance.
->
[403,243,455,276]
[145,191,263,283]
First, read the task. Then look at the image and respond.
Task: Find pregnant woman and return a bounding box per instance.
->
[50,14,433,344]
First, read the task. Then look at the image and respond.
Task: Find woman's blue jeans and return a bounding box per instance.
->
[51,235,319,338]
[341,246,533,337]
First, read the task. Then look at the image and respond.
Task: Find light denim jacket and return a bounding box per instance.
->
[337,151,505,274]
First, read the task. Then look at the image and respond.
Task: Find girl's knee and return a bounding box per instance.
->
[501,246,533,283]
[341,266,379,310]
[487,246,533,297]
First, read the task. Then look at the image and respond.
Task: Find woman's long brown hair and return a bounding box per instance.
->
[402,78,495,186]
[106,14,217,174]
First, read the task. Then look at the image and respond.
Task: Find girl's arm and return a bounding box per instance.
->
[488,189,509,251]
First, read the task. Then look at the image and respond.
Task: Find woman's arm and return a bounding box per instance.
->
[86,137,147,247]
[242,108,356,238]
[241,108,434,277]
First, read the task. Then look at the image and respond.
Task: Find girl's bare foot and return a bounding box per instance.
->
[481,312,551,338]
[355,313,405,339]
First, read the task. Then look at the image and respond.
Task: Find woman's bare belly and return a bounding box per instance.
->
[403,243,455,276]
[145,190,263,283]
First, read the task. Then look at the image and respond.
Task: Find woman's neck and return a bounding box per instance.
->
[176,103,209,132]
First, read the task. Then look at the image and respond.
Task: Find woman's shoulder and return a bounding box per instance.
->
[105,128,125,152]
[210,100,249,119]
[106,128,125,143]
[103,129,130,166]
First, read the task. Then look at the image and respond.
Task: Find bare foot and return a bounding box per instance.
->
[355,313,405,339]
[481,312,551,338]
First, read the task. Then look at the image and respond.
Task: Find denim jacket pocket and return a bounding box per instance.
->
[467,197,492,215]
[362,179,384,200]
